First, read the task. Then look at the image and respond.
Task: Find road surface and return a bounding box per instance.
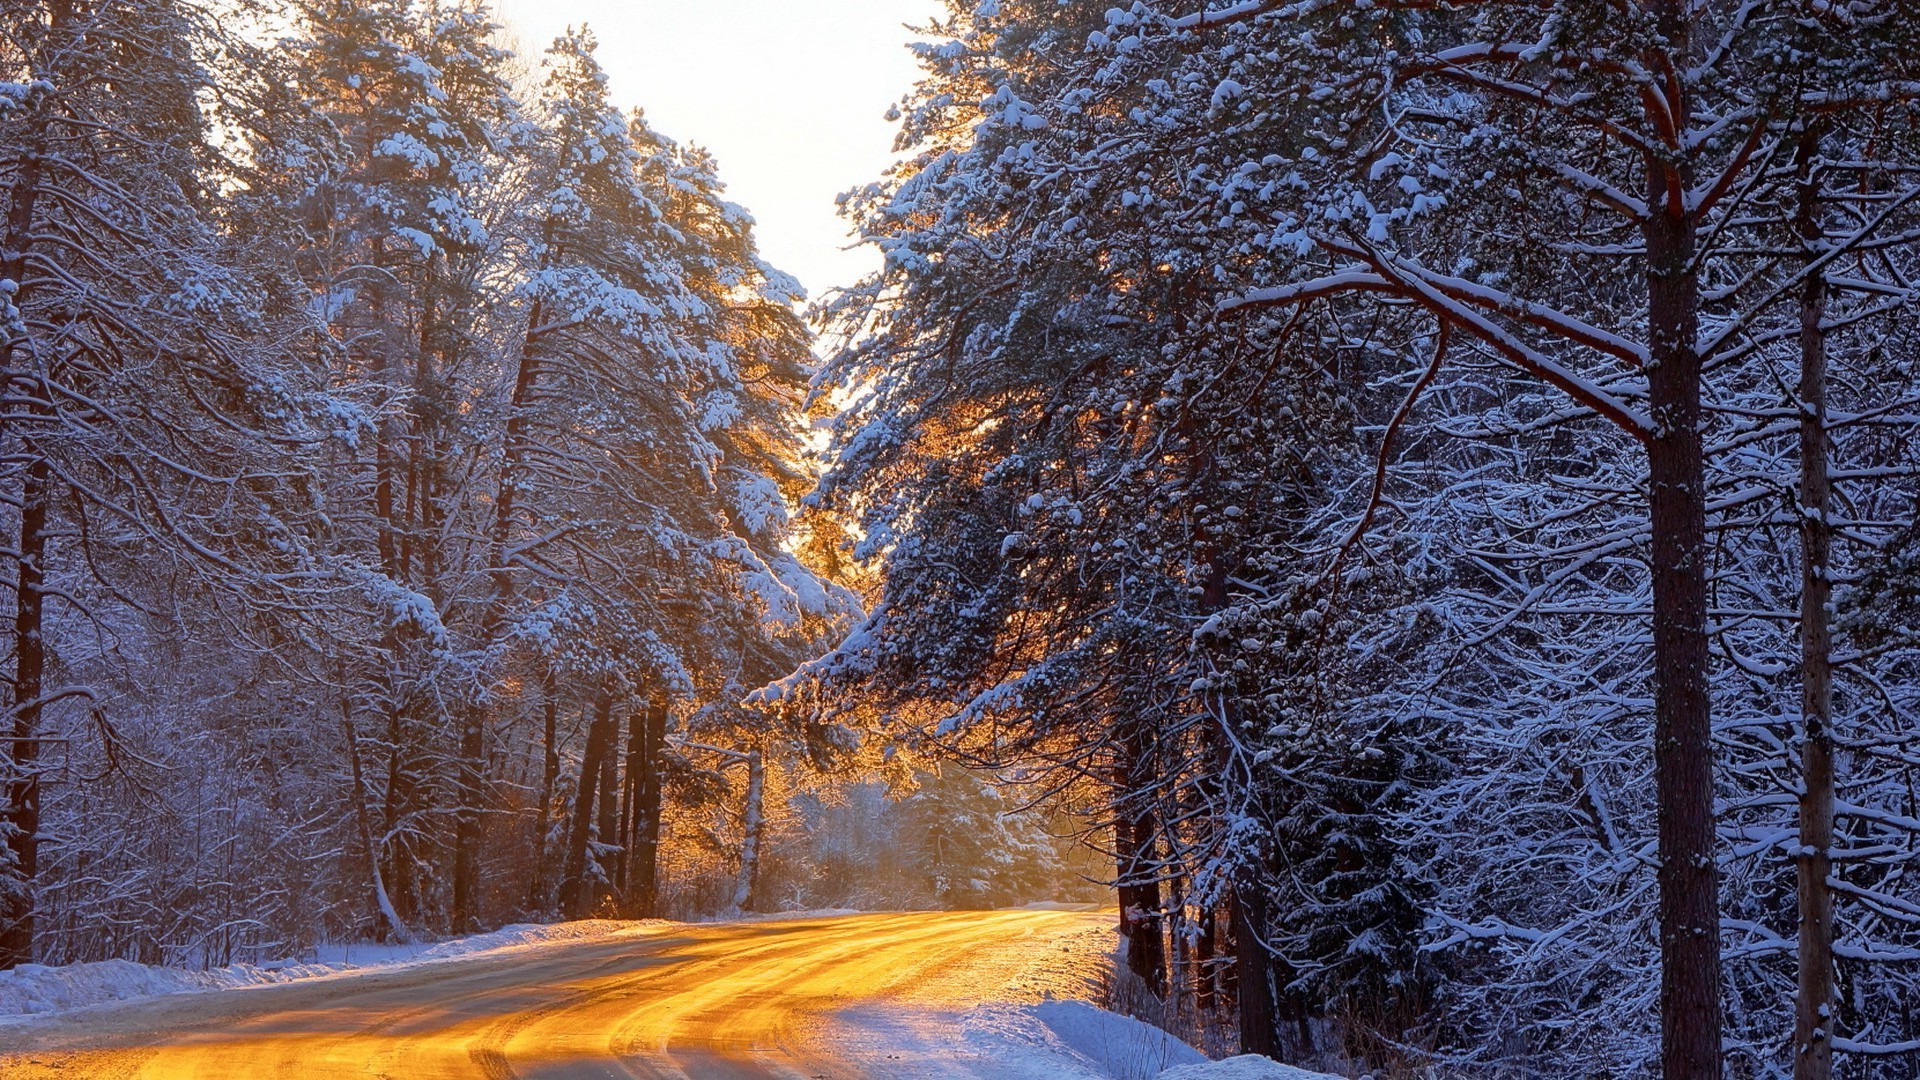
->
[0,909,1113,1079]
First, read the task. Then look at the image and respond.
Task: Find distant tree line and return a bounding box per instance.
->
[0,0,866,969]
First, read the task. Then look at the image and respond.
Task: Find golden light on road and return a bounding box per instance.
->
[0,910,1108,1079]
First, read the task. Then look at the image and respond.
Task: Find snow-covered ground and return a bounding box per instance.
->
[0,918,660,1017]
[789,907,1341,1080]
[833,998,1204,1079]
[0,911,1340,1080]
[1159,1057,1348,1080]
[830,999,1339,1080]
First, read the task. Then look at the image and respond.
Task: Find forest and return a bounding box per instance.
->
[4,0,1920,1078]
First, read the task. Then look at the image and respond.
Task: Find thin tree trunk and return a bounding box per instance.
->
[380,696,416,925]
[459,291,553,929]
[526,669,560,912]
[0,2,64,972]
[1793,125,1837,1080]
[731,748,766,913]
[371,238,401,584]
[616,704,642,898]
[627,695,668,918]
[1196,904,1217,1014]
[1115,791,1167,996]
[1641,31,1724,1066]
[0,456,51,969]
[341,695,410,943]
[366,227,423,926]
[559,684,616,919]
[1167,878,1193,1031]
[451,710,485,932]
[595,711,620,911]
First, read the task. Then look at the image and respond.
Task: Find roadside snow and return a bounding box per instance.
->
[1158,1055,1345,1080]
[817,914,1233,1080]
[833,1000,1345,1080]
[1019,999,1207,1079]
[724,906,868,922]
[834,912,1342,1080]
[0,919,660,1018]
[832,999,1204,1079]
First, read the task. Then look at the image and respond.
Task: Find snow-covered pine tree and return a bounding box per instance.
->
[802,4,1425,1061]
[806,1,1920,1075]
[1071,3,1920,1074]
[252,0,520,936]
[0,0,346,969]
[0,0,846,969]
[487,29,846,921]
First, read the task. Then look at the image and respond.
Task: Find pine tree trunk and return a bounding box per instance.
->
[594,711,620,912]
[616,704,641,898]
[451,710,485,932]
[1167,879,1193,1030]
[370,238,401,583]
[1642,56,1725,1071]
[1230,883,1278,1058]
[559,684,616,919]
[380,699,416,926]
[341,695,410,943]
[626,695,668,918]
[1115,796,1167,996]
[466,297,552,928]
[1792,126,1837,1080]
[731,748,766,913]
[0,456,51,970]
[366,228,421,926]
[527,670,559,912]
[0,4,61,972]
[1196,905,1218,1013]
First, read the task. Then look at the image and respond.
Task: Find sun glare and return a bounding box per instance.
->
[494,0,942,301]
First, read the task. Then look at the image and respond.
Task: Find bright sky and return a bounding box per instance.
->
[493,0,943,302]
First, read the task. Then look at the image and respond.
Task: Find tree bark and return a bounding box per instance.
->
[460,291,553,930]
[341,695,410,943]
[1166,879,1193,1028]
[1230,883,1278,1059]
[626,695,668,918]
[526,669,560,912]
[1195,903,1218,1013]
[450,709,486,932]
[616,703,641,897]
[594,707,620,911]
[1114,792,1167,996]
[1642,27,1724,1066]
[559,684,616,919]
[731,747,766,913]
[0,2,64,973]
[0,457,51,969]
[380,697,416,926]
[1792,126,1837,1080]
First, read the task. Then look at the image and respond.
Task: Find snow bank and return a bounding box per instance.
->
[0,959,283,1016]
[833,999,1206,1079]
[823,915,1204,1079]
[723,906,868,923]
[408,918,659,960]
[0,919,658,1018]
[1158,1055,1344,1080]
[1019,999,1207,1079]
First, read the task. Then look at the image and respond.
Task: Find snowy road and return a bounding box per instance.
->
[0,909,1128,1079]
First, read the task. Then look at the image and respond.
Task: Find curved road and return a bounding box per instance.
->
[0,909,1111,1079]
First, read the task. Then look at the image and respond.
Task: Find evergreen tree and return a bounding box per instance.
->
[0,0,332,968]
